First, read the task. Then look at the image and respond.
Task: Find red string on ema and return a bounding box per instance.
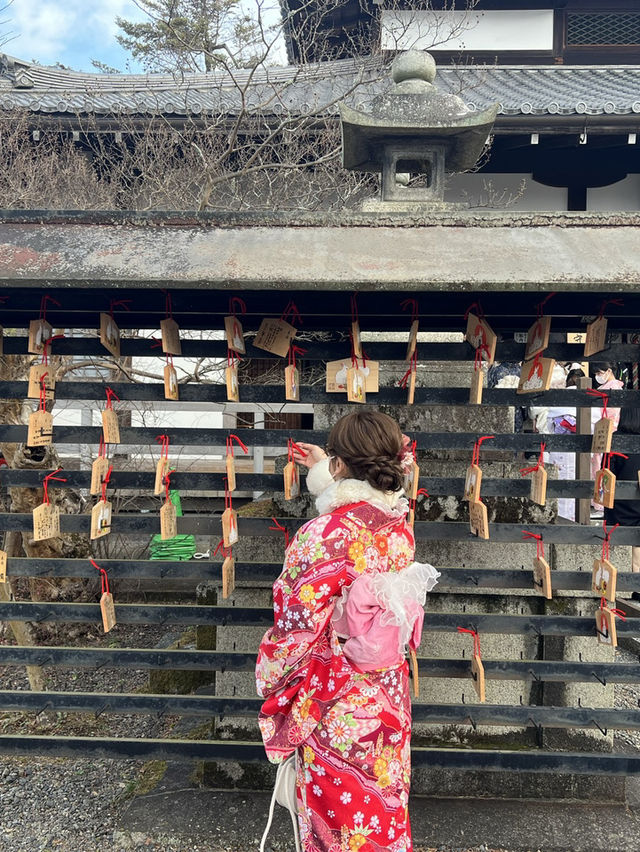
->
[227,348,241,369]
[350,293,359,324]
[226,434,249,458]
[40,294,61,322]
[288,344,306,369]
[587,388,610,420]
[457,626,481,658]
[101,465,113,503]
[41,333,64,366]
[288,438,308,464]
[164,469,175,502]
[281,300,303,326]
[228,297,247,316]
[213,538,232,560]
[400,298,418,322]
[399,350,418,388]
[105,387,120,410]
[163,289,173,319]
[270,517,291,548]
[38,372,49,412]
[520,442,546,476]
[598,297,624,319]
[536,292,556,318]
[91,559,110,596]
[474,344,490,371]
[98,434,106,458]
[411,487,429,518]
[224,477,233,511]
[155,434,170,459]
[472,435,494,466]
[43,468,66,505]
[463,301,484,321]
[602,520,620,563]
[109,299,132,318]
[600,596,627,621]
[522,530,544,560]
[603,451,628,470]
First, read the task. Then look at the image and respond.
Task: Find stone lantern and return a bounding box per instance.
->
[340,50,499,211]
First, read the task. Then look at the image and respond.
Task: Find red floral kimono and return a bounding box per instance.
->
[256,481,429,852]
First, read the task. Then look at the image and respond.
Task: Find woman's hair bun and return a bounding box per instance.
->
[326,411,404,492]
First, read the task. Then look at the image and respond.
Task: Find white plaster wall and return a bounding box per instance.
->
[444,172,567,211]
[588,173,640,212]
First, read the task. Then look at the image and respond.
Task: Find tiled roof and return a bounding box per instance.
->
[1,52,640,117]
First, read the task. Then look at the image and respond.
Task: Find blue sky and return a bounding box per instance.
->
[2,0,148,72]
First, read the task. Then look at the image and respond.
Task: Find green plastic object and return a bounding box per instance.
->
[150,489,196,561]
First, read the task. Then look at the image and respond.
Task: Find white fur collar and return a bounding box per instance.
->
[315,477,407,517]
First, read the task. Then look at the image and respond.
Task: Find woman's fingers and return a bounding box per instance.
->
[293,443,326,468]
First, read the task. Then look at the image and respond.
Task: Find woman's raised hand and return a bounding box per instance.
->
[293,443,326,469]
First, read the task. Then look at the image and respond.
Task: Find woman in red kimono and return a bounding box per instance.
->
[256,412,439,852]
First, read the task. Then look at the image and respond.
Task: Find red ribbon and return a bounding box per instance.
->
[224,478,233,511]
[41,333,64,366]
[528,352,544,379]
[166,352,174,368]
[536,292,556,318]
[288,345,306,369]
[350,293,359,324]
[109,299,131,318]
[600,596,626,620]
[288,438,308,465]
[457,626,481,658]
[587,389,610,420]
[213,538,232,559]
[520,442,546,476]
[522,531,544,560]
[463,301,484,321]
[227,434,249,458]
[472,436,494,467]
[156,434,170,459]
[281,301,302,326]
[602,520,619,562]
[400,298,418,323]
[228,297,246,316]
[105,387,119,410]
[39,294,61,322]
[164,469,174,502]
[227,349,241,368]
[474,344,490,371]
[270,517,291,548]
[399,350,418,388]
[38,372,49,412]
[163,289,173,319]
[411,487,429,516]
[91,560,110,596]
[101,465,113,503]
[43,468,66,505]
[603,451,628,470]
[598,298,624,320]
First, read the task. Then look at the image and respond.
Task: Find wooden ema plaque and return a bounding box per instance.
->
[100,592,117,633]
[28,319,52,355]
[596,607,617,647]
[160,500,178,540]
[351,321,362,358]
[592,417,613,454]
[284,461,301,500]
[164,364,179,400]
[469,501,489,540]
[90,456,110,496]
[517,356,555,394]
[154,458,170,496]
[222,507,238,548]
[90,499,112,540]
[530,467,548,506]
[28,365,55,401]
[346,366,366,403]
[524,315,551,361]
[0,550,6,584]
[533,556,552,599]
[465,314,496,365]
[225,365,239,402]
[99,313,121,358]
[463,464,482,503]
[404,461,419,501]
[326,360,379,394]
[254,318,296,357]
[222,555,235,599]
[406,320,419,361]
[592,558,617,602]
[406,366,416,405]
[285,365,300,401]
[471,654,486,702]
[160,317,182,355]
[33,503,60,542]
[593,469,616,509]
[27,410,53,447]
[102,409,120,444]
[224,315,245,355]
[0,326,3,357]
[226,454,236,492]
[469,368,483,405]
[585,315,607,357]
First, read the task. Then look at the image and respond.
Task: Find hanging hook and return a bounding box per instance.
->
[591,718,608,737]
[591,670,607,686]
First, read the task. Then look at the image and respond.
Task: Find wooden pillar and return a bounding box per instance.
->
[576,375,593,525]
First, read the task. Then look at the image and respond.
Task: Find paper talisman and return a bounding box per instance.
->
[593,468,616,509]
[90,456,110,496]
[591,417,613,454]
[160,500,178,540]
[326,360,379,393]
[28,319,52,355]
[531,466,548,506]
[160,317,182,355]
[28,365,56,401]
[102,409,120,444]
[90,499,112,540]
[346,366,367,403]
[225,365,240,402]
[469,501,489,540]
[222,507,239,548]
[27,410,53,447]
[226,454,237,492]
[164,364,179,400]
[224,315,246,355]
[584,315,608,357]
[222,555,235,599]
[33,503,60,542]
[285,365,300,401]
[524,315,551,361]
[596,607,616,647]
[469,368,483,405]
[99,312,121,358]
[284,461,301,500]
[406,366,417,405]
[592,558,617,601]
[517,356,555,394]
[404,461,419,501]
[253,318,296,357]
[465,314,496,365]
[406,320,419,361]
[533,556,552,599]
[471,654,486,702]
[463,463,482,503]
[351,321,363,358]
[0,550,6,584]
[100,592,117,633]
